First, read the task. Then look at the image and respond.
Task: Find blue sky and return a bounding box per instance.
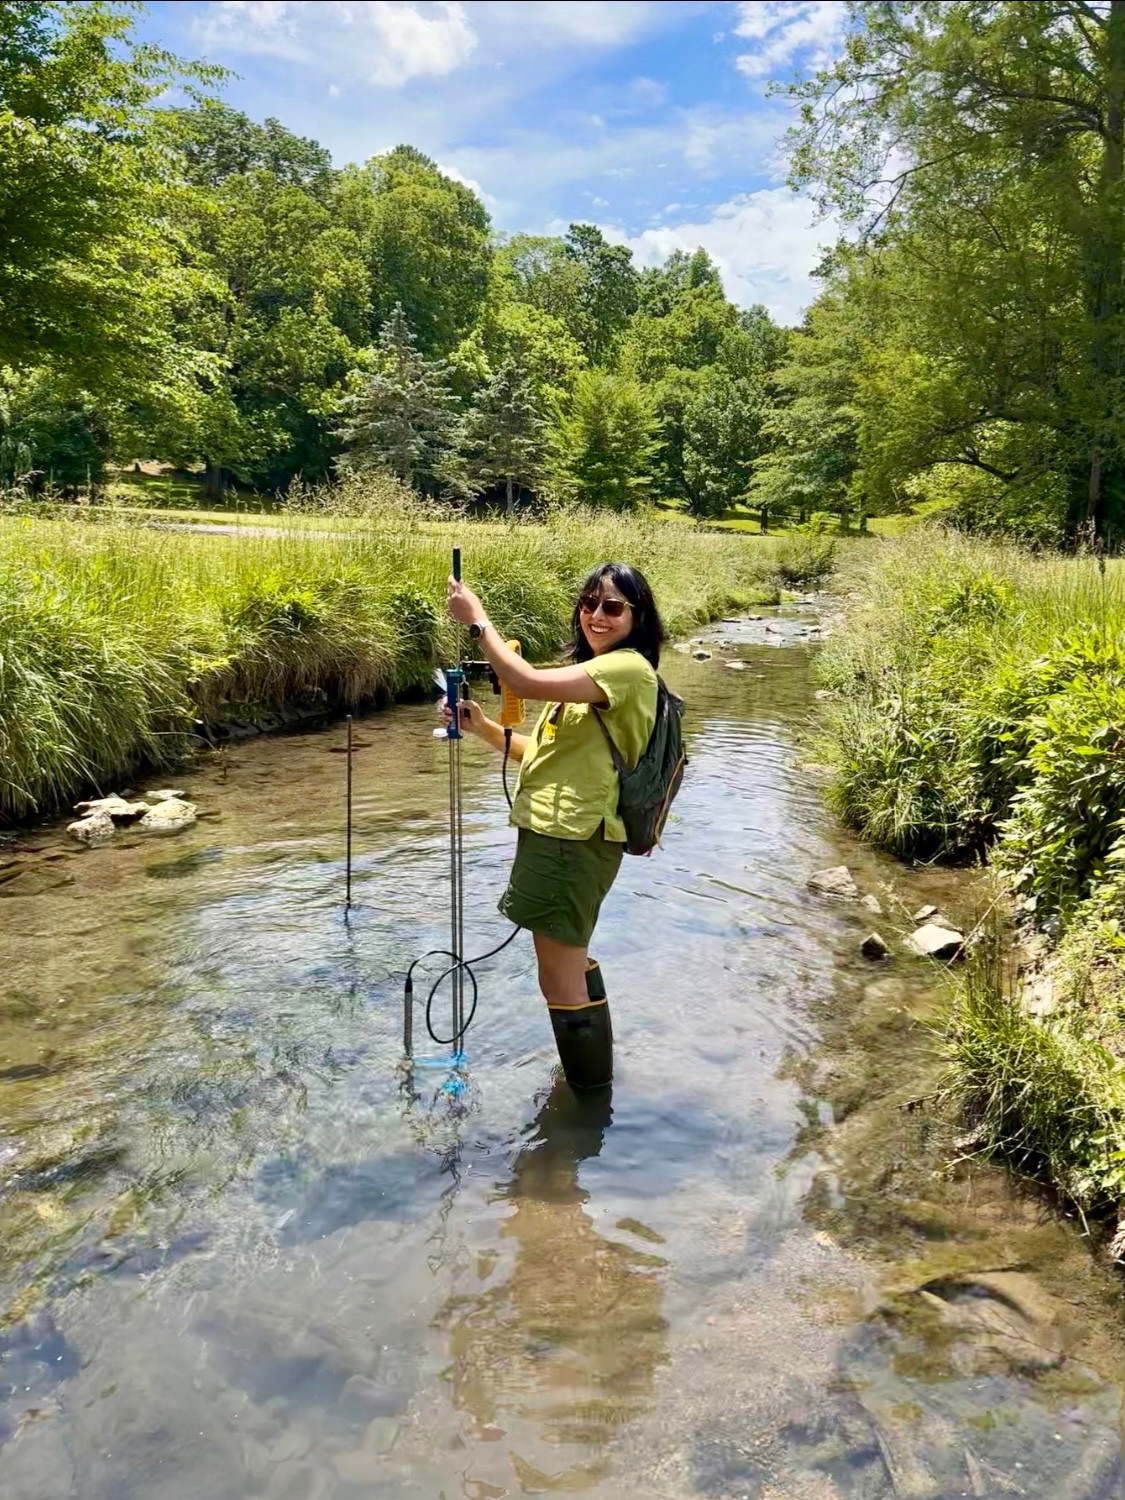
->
[138,2,846,323]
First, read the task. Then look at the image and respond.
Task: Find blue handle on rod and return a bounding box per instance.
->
[448,547,463,738]
[445,666,463,739]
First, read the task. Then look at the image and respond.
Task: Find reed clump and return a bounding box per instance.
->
[0,493,835,822]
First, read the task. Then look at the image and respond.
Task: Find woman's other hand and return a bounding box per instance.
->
[440,697,488,737]
[447,576,485,626]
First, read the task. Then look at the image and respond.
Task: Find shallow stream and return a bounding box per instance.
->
[2,604,1124,1499]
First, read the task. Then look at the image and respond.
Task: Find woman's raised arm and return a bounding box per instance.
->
[447,577,607,705]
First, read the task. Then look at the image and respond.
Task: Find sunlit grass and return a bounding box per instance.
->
[0,494,837,821]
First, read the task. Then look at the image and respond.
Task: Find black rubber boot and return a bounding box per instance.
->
[548,961,613,1090]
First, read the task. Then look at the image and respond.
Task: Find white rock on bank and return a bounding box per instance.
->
[905,923,965,961]
[67,813,116,846]
[724,660,748,671]
[139,799,198,835]
[861,932,891,960]
[807,865,860,899]
[148,788,188,802]
[74,795,150,824]
[860,893,883,915]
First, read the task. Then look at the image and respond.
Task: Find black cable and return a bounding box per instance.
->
[404,925,521,1047]
[501,726,513,809]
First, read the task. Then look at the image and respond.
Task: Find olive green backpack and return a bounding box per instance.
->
[593,680,687,856]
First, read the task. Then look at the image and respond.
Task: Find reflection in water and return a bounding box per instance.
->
[436,1079,668,1490]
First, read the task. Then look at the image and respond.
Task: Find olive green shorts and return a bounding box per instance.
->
[499,825,624,949]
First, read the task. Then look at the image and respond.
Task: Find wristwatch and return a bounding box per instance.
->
[469,619,489,640]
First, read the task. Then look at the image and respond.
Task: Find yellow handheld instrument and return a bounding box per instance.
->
[499,641,525,727]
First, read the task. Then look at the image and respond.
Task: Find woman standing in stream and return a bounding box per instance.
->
[444,562,662,1091]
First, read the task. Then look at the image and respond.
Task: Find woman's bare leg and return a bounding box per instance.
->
[532,931,591,1008]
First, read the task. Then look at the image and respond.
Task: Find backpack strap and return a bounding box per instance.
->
[591,706,628,781]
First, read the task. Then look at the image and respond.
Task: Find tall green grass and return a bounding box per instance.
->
[945,928,1125,1219]
[822,529,1125,1214]
[0,496,834,822]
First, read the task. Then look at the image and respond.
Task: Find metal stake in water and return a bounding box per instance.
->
[345,714,353,909]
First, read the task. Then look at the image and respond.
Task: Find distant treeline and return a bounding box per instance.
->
[6,2,1124,543]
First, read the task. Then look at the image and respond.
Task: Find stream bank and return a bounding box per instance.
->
[1,599,1123,1499]
[815,531,1125,1244]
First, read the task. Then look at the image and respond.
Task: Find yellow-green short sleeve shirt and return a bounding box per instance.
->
[511,647,658,842]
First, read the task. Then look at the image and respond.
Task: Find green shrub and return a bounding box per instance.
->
[997,643,1125,920]
[771,532,836,586]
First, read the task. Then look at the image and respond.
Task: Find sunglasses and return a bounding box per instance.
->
[579,593,631,619]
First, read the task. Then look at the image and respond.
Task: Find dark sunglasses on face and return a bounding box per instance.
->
[579,593,631,619]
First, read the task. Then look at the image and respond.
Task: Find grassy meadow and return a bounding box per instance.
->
[0,487,834,823]
[819,531,1125,1219]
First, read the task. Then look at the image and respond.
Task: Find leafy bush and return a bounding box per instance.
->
[770,532,836,586]
[998,644,1125,919]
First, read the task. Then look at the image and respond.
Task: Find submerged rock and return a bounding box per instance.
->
[139,799,197,836]
[724,660,748,671]
[808,865,859,899]
[861,932,891,960]
[905,923,965,961]
[148,788,187,803]
[67,814,115,846]
[692,649,712,661]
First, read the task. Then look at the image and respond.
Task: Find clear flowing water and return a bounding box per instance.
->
[2,605,1124,1500]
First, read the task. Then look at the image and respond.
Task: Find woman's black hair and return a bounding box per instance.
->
[568,561,664,669]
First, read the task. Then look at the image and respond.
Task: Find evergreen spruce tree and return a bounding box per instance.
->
[336,304,458,491]
[454,359,546,513]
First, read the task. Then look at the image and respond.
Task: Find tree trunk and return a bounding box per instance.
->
[203,458,225,502]
[1078,0,1125,544]
[506,473,514,517]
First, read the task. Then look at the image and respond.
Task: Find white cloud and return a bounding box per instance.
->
[733,1,846,79]
[605,186,837,323]
[627,75,667,109]
[194,1,478,86]
[195,0,310,62]
[506,2,666,46]
[434,159,497,206]
[362,2,477,87]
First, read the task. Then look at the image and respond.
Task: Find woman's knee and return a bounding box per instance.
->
[533,934,588,1006]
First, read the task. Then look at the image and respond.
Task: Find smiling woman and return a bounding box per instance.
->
[445,561,662,1090]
